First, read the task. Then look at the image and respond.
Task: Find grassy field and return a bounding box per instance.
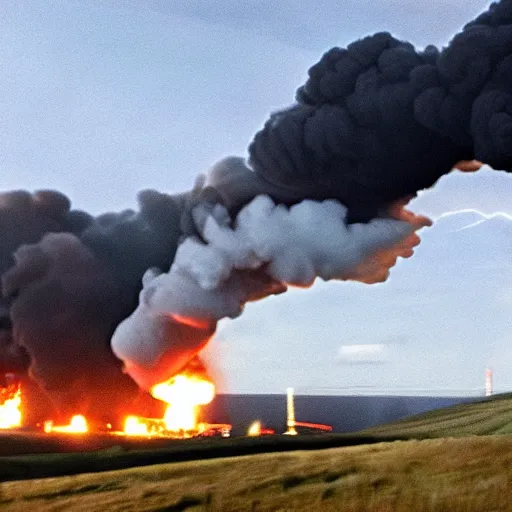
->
[1,435,511,511]
[362,393,512,437]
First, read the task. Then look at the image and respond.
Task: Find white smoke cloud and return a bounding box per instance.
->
[112,194,426,391]
[337,344,388,365]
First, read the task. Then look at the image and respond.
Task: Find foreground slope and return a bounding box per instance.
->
[362,394,512,437]
[1,436,511,511]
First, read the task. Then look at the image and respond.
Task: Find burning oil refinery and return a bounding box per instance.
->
[1,0,512,436]
[0,380,336,442]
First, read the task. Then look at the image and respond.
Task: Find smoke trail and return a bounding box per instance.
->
[3,233,139,419]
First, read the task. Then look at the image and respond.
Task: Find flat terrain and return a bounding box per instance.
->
[1,436,511,511]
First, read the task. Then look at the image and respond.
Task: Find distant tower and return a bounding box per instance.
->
[283,387,298,435]
[485,368,493,397]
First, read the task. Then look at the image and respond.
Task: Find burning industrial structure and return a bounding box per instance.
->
[0,1,511,426]
[0,371,228,439]
[0,382,333,442]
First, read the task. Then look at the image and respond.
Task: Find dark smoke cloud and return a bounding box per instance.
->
[0,191,88,375]
[3,234,134,419]
[249,2,512,221]
[2,1,512,422]
[0,190,186,421]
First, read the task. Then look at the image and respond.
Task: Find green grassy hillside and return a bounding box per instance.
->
[362,393,512,437]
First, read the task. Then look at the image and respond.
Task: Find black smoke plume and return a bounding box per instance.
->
[248,1,512,221]
[1,1,511,422]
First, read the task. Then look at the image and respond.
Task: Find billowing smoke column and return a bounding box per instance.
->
[2,0,512,419]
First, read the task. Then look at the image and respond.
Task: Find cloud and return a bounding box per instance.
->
[337,344,389,365]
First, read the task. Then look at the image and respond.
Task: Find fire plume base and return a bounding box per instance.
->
[0,424,230,457]
[124,416,200,439]
[122,417,231,439]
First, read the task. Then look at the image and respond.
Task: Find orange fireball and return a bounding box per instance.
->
[0,387,22,429]
[123,357,215,438]
[151,374,215,433]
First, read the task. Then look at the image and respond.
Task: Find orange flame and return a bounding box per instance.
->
[123,372,215,437]
[0,387,22,429]
[44,415,88,434]
[248,420,262,436]
[124,415,151,436]
[153,374,215,432]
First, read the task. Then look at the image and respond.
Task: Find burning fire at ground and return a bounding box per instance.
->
[152,374,215,431]
[0,366,221,438]
[39,370,219,439]
[247,421,275,436]
[123,371,216,438]
[248,420,261,436]
[0,384,21,429]
[44,415,88,434]
[0,373,336,441]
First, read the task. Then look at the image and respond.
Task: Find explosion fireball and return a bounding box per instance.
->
[123,372,215,437]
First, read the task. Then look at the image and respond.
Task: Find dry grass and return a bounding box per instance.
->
[1,435,512,511]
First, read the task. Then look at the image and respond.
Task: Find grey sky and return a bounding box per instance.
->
[2,0,511,395]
